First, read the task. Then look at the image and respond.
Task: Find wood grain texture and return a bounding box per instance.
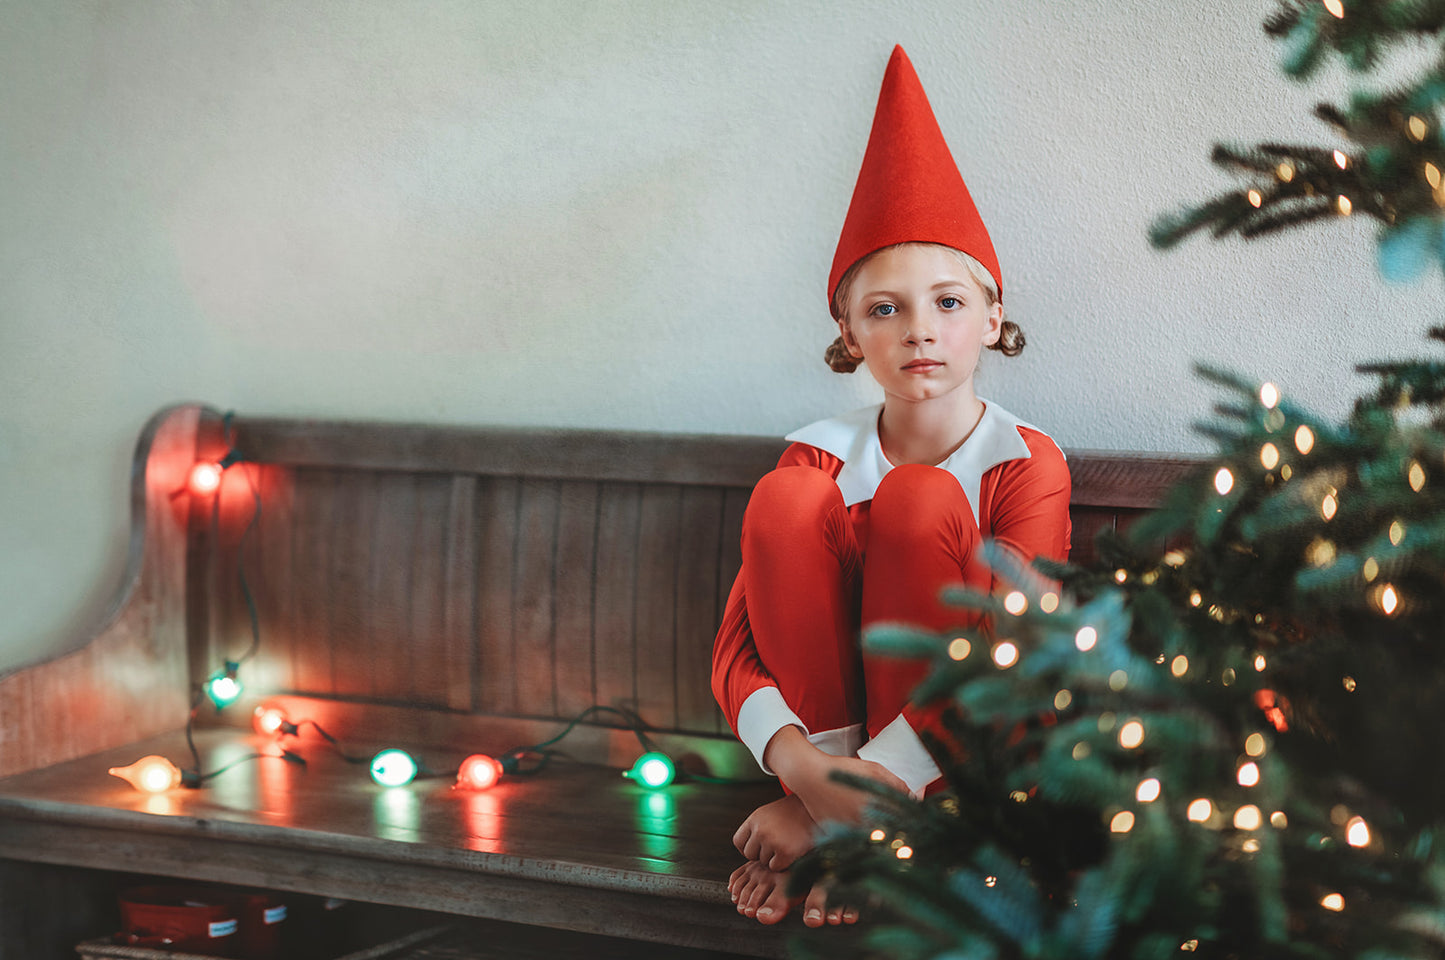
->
[634,486,682,730]
[288,468,342,695]
[593,483,641,713]
[475,476,520,715]
[674,488,725,735]
[0,406,197,778]
[553,481,599,718]
[514,480,560,718]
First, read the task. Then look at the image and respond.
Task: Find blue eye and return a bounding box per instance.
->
[940,296,960,309]
[872,303,896,316]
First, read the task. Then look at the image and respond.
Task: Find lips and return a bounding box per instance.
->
[901,359,942,371]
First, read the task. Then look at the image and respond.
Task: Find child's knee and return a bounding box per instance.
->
[746,466,845,533]
[871,464,969,538]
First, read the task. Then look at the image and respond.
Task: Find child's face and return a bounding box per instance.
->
[838,244,1002,407]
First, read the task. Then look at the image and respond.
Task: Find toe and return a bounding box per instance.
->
[802,884,828,928]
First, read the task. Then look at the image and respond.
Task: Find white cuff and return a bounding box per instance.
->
[737,687,806,775]
[856,715,942,799]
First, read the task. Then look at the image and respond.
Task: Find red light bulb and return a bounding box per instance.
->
[253,704,290,736]
[455,754,504,791]
[109,755,183,793]
[188,462,223,496]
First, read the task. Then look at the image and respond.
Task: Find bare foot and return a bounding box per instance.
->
[729,862,859,926]
[732,793,816,871]
[763,727,908,829]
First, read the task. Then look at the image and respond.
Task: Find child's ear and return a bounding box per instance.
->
[838,319,864,358]
[981,302,1003,347]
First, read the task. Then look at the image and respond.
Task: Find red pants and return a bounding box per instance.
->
[740,464,989,745]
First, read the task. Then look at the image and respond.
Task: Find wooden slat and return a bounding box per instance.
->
[635,486,681,730]
[1067,450,1201,509]
[675,487,725,734]
[364,476,419,699]
[330,472,382,698]
[408,475,453,707]
[443,476,479,712]
[554,481,599,718]
[1068,507,1118,569]
[250,463,296,694]
[233,418,788,490]
[476,477,520,714]
[289,468,341,695]
[514,480,560,718]
[713,489,751,735]
[593,483,641,712]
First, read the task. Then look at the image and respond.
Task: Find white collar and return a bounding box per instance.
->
[783,400,1043,524]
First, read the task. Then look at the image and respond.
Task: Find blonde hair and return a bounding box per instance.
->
[825,242,1024,373]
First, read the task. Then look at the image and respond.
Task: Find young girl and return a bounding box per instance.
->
[711,46,1072,927]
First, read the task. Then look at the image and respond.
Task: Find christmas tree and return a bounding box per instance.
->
[795,5,1445,958]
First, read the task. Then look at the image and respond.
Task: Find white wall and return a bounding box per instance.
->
[2,0,1439,673]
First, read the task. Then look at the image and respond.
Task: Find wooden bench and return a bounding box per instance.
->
[0,405,1194,960]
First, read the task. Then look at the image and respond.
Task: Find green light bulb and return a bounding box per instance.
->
[370,749,418,787]
[205,673,243,709]
[624,752,675,789]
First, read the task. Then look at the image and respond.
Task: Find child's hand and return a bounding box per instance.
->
[791,753,907,828]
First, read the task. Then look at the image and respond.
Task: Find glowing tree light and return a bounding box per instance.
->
[623,752,675,789]
[455,754,505,791]
[109,755,184,794]
[370,749,419,787]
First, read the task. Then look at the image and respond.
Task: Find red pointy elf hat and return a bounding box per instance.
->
[828,45,1001,305]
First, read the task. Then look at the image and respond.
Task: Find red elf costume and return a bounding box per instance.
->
[710,46,1072,799]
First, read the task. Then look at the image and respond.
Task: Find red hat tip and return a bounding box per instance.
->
[828,47,1001,306]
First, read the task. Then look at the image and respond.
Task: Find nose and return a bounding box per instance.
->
[903,315,936,345]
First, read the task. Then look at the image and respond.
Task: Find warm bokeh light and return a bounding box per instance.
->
[1362,557,1379,582]
[1277,161,1295,182]
[1254,655,1266,672]
[1214,468,1234,495]
[1108,670,1129,691]
[948,637,971,661]
[1336,195,1353,216]
[1271,811,1288,828]
[1187,799,1212,823]
[1009,790,1029,803]
[1260,443,1279,470]
[455,754,504,791]
[870,829,886,841]
[1171,655,1189,677]
[1346,816,1370,847]
[1245,733,1267,757]
[1295,425,1315,455]
[1136,778,1161,803]
[1181,940,1199,953]
[1247,189,1263,208]
[992,642,1018,668]
[1410,461,1427,491]
[1306,537,1336,567]
[984,876,997,888]
[1238,762,1260,787]
[1054,689,1073,710]
[1380,583,1399,616]
[1003,591,1027,615]
[1114,568,1128,583]
[1189,591,1202,607]
[1242,838,1261,853]
[1163,550,1187,567]
[108,755,183,794]
[1110,810,1135,834]
[1072,742,1091,760]
[1343,676,1356,692]
[187,461,223,496]
[1333,149,1348,169]
[1427,162,1442,188]
[1281,463,1293,480]
[1234,805,1262,831]
[1040,592,1059,613]
[1075,626,1098,651]
[1118,720,1145,749]
[1409,115,1428,141]
[1321,493,1338,521]
[1321,893,1345,912]
[253,704,289,737]
[1390,520,1405,545]
[1323,0,1344,17]
[895,845,913,860]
